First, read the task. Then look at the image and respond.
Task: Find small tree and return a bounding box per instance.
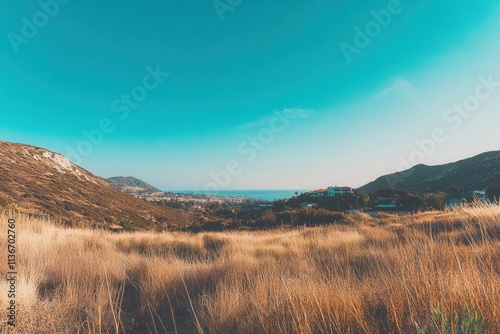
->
[424,192,446,210]
[485,185,500,202]
[397,193,425,211]
[446,184,464,200]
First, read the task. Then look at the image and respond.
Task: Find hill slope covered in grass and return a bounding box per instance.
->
[0,141,184,229]
[1,203,499,333]
[358,150,500,194]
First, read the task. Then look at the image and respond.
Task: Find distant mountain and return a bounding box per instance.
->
[0,141,184,229]
[104,176,161,192]
[357,150,500,194]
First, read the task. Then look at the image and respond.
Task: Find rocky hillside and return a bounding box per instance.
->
[0,141,185,229]
[357,150,500,194]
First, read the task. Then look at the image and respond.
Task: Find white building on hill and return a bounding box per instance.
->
[311,186,354,197]
[327,186,354,196]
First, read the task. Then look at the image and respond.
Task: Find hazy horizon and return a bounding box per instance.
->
[2,1,500,191]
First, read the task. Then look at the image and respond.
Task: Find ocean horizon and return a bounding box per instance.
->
[169,189,311,201]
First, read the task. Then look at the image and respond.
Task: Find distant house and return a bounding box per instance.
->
[301,202,318,209]
[447,198,466,209]
[312,189,328,197]
[311,186,354,197]
[372,204,398,212]
[369,196,398,212]
[327,186,354,197]
[372,197,396,206]
[472,190,487,201]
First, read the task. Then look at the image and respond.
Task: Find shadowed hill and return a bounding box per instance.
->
[104,176,161,192]
[357,150,500,194]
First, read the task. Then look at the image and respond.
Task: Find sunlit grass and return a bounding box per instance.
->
[1,203,499,333]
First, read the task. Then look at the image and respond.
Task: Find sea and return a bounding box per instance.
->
[170,190,311,202]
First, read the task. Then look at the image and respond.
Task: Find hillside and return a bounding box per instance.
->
[0,141,185,229]
[358,150,500,194]
[104,176,161,192]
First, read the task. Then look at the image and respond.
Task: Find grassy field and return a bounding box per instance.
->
[1,204,499,334]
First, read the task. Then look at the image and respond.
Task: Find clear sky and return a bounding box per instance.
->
[1,0,500,191]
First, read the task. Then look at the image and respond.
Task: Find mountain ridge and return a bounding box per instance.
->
[357,150,500,194]
[104,176,162,192]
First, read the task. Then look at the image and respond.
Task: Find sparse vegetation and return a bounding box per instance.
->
[1,203,500,333]
[0,195,9,208]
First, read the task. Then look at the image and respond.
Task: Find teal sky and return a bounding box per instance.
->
[1,0,500,191]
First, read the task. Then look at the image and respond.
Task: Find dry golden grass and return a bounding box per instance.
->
[1,203,499,333]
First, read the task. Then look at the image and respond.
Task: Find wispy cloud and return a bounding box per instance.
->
[237,108,313,130]
[371,79,416,101]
